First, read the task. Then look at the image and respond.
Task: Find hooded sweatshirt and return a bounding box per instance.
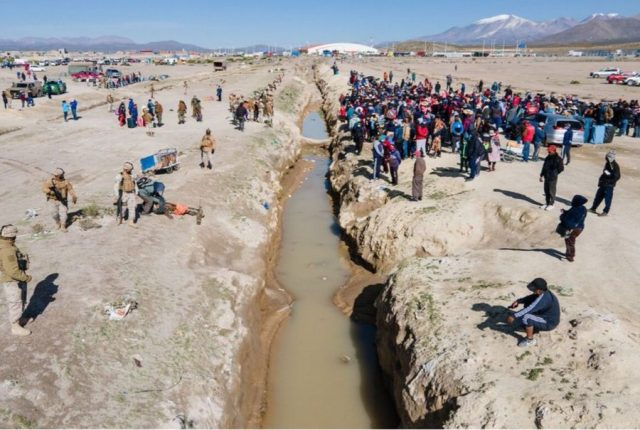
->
[559,195,588,230]
[598,159,621,188]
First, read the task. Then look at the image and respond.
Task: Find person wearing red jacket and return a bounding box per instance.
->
[415,118,428,156]
[521,120,535,162]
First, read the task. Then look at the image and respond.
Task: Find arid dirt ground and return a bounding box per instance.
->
[0,58,317,427]
[321,57,640,427]
[1,55,639,428]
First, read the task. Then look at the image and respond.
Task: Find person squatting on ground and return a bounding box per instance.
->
[0,225,32,336]
[114,162,139,227]
[137,177,166,215]
[507,278,560,347]
[590,150,621,217]
[558,194,588,262]
[42,168,77,232]
[200,129,216,169]
[539,145,564,211]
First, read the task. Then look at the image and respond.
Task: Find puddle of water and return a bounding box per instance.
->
[264,111,397,428]
[302,111,327,140]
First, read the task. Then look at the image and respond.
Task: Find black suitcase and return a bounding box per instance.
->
[604,124,615,143]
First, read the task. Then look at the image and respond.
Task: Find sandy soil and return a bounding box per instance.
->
[319,57,640,427]
[340,56,640,102]
[0,58,316,427]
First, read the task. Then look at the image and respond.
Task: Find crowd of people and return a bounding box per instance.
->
[340,67,628,346]
[342,68,624,250]
[228,74,282,131]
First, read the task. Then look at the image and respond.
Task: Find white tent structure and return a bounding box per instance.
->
[306,43,378,55]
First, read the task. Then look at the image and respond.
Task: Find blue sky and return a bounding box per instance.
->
[2,0,639,47]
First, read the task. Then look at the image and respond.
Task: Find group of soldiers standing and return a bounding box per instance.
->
[1,66,285,337]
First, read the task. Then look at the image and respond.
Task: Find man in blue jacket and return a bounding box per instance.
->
[372,136,385,180]
[507,278,560,347]
[562,124,573,165]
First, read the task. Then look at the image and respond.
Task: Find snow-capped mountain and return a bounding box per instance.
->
[535,13,640,45]
[420,14,578,45]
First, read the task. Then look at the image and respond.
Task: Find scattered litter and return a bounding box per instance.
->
[262,201,270,210]
[534,403,549,429]
[132,354,143,368]
[321,276,328,281]
[24,209,38,220]
[340,355,351,364]
[104,298,138,320]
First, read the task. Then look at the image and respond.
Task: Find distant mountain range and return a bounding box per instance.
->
[419,15,577,45]
[0,36,287,54]
[0,36,210,52]
[406,12,640,46]
[534,14,640,45]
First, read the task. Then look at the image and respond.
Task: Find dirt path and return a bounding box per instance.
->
[0,59,314,428]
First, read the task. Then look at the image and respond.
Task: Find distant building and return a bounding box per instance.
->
[432,51,472,58]
[305,43,378,56]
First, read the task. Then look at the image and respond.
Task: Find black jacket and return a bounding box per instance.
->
[559,195,588,230]
[540,153,564,181]
[466,129,483,159]
[597,160,621,188]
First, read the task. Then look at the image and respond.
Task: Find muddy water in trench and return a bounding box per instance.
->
[263,112,397,428]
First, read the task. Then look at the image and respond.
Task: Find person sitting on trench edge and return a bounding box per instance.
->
[506,278,560,348]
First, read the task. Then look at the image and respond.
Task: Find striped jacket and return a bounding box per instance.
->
[514,291,560,328]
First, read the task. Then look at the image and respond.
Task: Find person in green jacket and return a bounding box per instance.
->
[0,225,32,336]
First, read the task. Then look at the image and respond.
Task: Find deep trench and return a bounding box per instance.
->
[262,106,398,428]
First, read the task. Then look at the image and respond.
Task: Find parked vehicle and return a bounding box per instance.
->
[607,72,638,84]
[104,68,121,78]
[29,66,45,72]
[625,76,640,86]
[543,114,584,146]
[71,71,101,82]
[590,67,621,78]
[42,80,67,95]
[8,81,43,98]
[213,61,227,71]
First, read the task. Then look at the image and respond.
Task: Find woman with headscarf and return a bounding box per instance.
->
[488,127,501,171]
[118,102,126,127]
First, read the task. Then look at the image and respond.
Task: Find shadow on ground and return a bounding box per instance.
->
[23,273,59,321]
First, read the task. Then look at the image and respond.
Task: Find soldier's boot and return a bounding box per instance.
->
[207,162,212,170]
[199,162,205,168]
[11,323,31,336]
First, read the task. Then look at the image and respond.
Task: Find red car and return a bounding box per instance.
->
[607,72,638,84]
[71,71,102,82]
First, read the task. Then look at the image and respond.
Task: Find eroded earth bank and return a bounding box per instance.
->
[316,61,640,429]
